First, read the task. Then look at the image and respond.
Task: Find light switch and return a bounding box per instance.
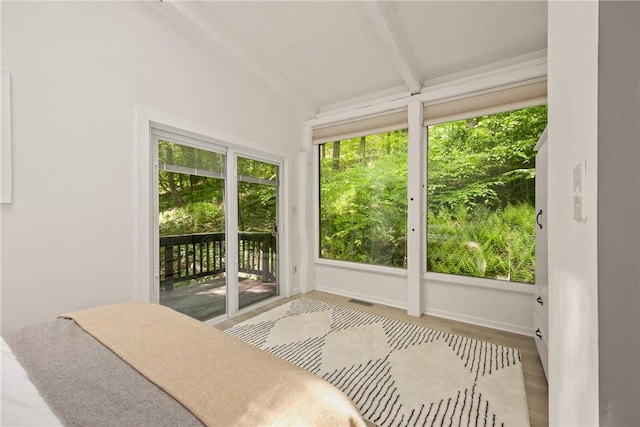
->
[573,161,587,221]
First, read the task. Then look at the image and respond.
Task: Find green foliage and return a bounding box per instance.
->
[426,105,547,283]
[158,151,277,236]
[320,130,408,267]
[159,201,224,235]
[158,141,224,174]
[427,203,536,283]
[428,106,547,213]
[238,181,276,232]
[320,105,546,283]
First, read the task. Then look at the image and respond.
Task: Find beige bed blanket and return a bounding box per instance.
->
[62,303,366,427]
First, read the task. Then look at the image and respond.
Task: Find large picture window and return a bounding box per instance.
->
[319,129,408,268]
[426,105,547,283]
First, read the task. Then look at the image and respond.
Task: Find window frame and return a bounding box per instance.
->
[314,126,410,273]
[136,111,291,322]
[311,86,547,292]
[424,103,547,285]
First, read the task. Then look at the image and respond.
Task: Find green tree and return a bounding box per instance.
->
[427,105,547,213]
[319,129,408,267]
[426,105,547,283]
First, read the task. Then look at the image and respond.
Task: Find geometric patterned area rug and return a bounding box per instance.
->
[225,297,530,427]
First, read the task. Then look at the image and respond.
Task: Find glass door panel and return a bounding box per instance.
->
[157,140,227,321]
[237,156,279,310]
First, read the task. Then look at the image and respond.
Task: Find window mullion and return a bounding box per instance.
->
[406,101,425,316]
[226,150,239,316]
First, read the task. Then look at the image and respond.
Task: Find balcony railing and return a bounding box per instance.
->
[159,232,277,291]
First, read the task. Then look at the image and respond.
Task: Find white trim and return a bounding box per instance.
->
[308,96,414,129]
[135,109,155,303]
[226,149,239,315]
[306,54,547,128]
[312,109,407,145]
[297,147,313,293]
[314,258,407,278]
[424,96,547,127]
[152,129,227,156]
[424,306,533,336]
[278,156,290,297]
[534,126,549,152]
[147,114,291,161]
[313,122,407,146]
[1,70,12,204]
[151,135,161,303]
[421,52,547,95]
[312,142,320,263]
[406,101,425,316]
[135,108,291,312]
[317,85,412,116]
[300,126,314,295]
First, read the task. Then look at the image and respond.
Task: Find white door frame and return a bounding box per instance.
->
[135,109,290,321]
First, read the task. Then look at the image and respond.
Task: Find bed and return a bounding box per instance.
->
[1,302,366,427]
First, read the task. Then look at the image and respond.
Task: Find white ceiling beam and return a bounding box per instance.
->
[149,1,317,116]
[362,1,423,95]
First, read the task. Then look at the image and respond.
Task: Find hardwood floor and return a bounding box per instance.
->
[215,290,549,427]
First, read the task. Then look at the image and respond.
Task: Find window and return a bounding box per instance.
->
[319,129,408,268]
[426,105,547,283]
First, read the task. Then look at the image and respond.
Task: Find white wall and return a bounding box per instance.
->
[0,2,306,333]
[314,262,535,335]
[424,277,533,335]
[315,263,407,309]
[547,1,600,425]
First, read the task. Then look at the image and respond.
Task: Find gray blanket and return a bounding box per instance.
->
[3,318,204,427]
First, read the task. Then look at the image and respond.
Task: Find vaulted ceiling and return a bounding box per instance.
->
[153,1,547,116]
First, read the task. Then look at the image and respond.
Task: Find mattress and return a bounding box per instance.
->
[1,303,366,427]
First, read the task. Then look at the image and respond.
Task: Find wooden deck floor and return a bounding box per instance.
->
[160,277,277,321]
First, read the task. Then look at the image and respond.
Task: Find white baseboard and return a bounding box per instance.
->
[317,284,533,336]
[314,285,406,311]
[424,307,533,336]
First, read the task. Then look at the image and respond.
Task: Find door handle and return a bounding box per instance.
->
[536,210,543,229]
[535,329,543,340]
[536,296,544,306]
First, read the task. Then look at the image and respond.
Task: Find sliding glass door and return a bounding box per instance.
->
[154,135,281,321]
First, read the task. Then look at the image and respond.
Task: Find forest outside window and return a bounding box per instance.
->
[319,129,408,268]
[426,105,547,284]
